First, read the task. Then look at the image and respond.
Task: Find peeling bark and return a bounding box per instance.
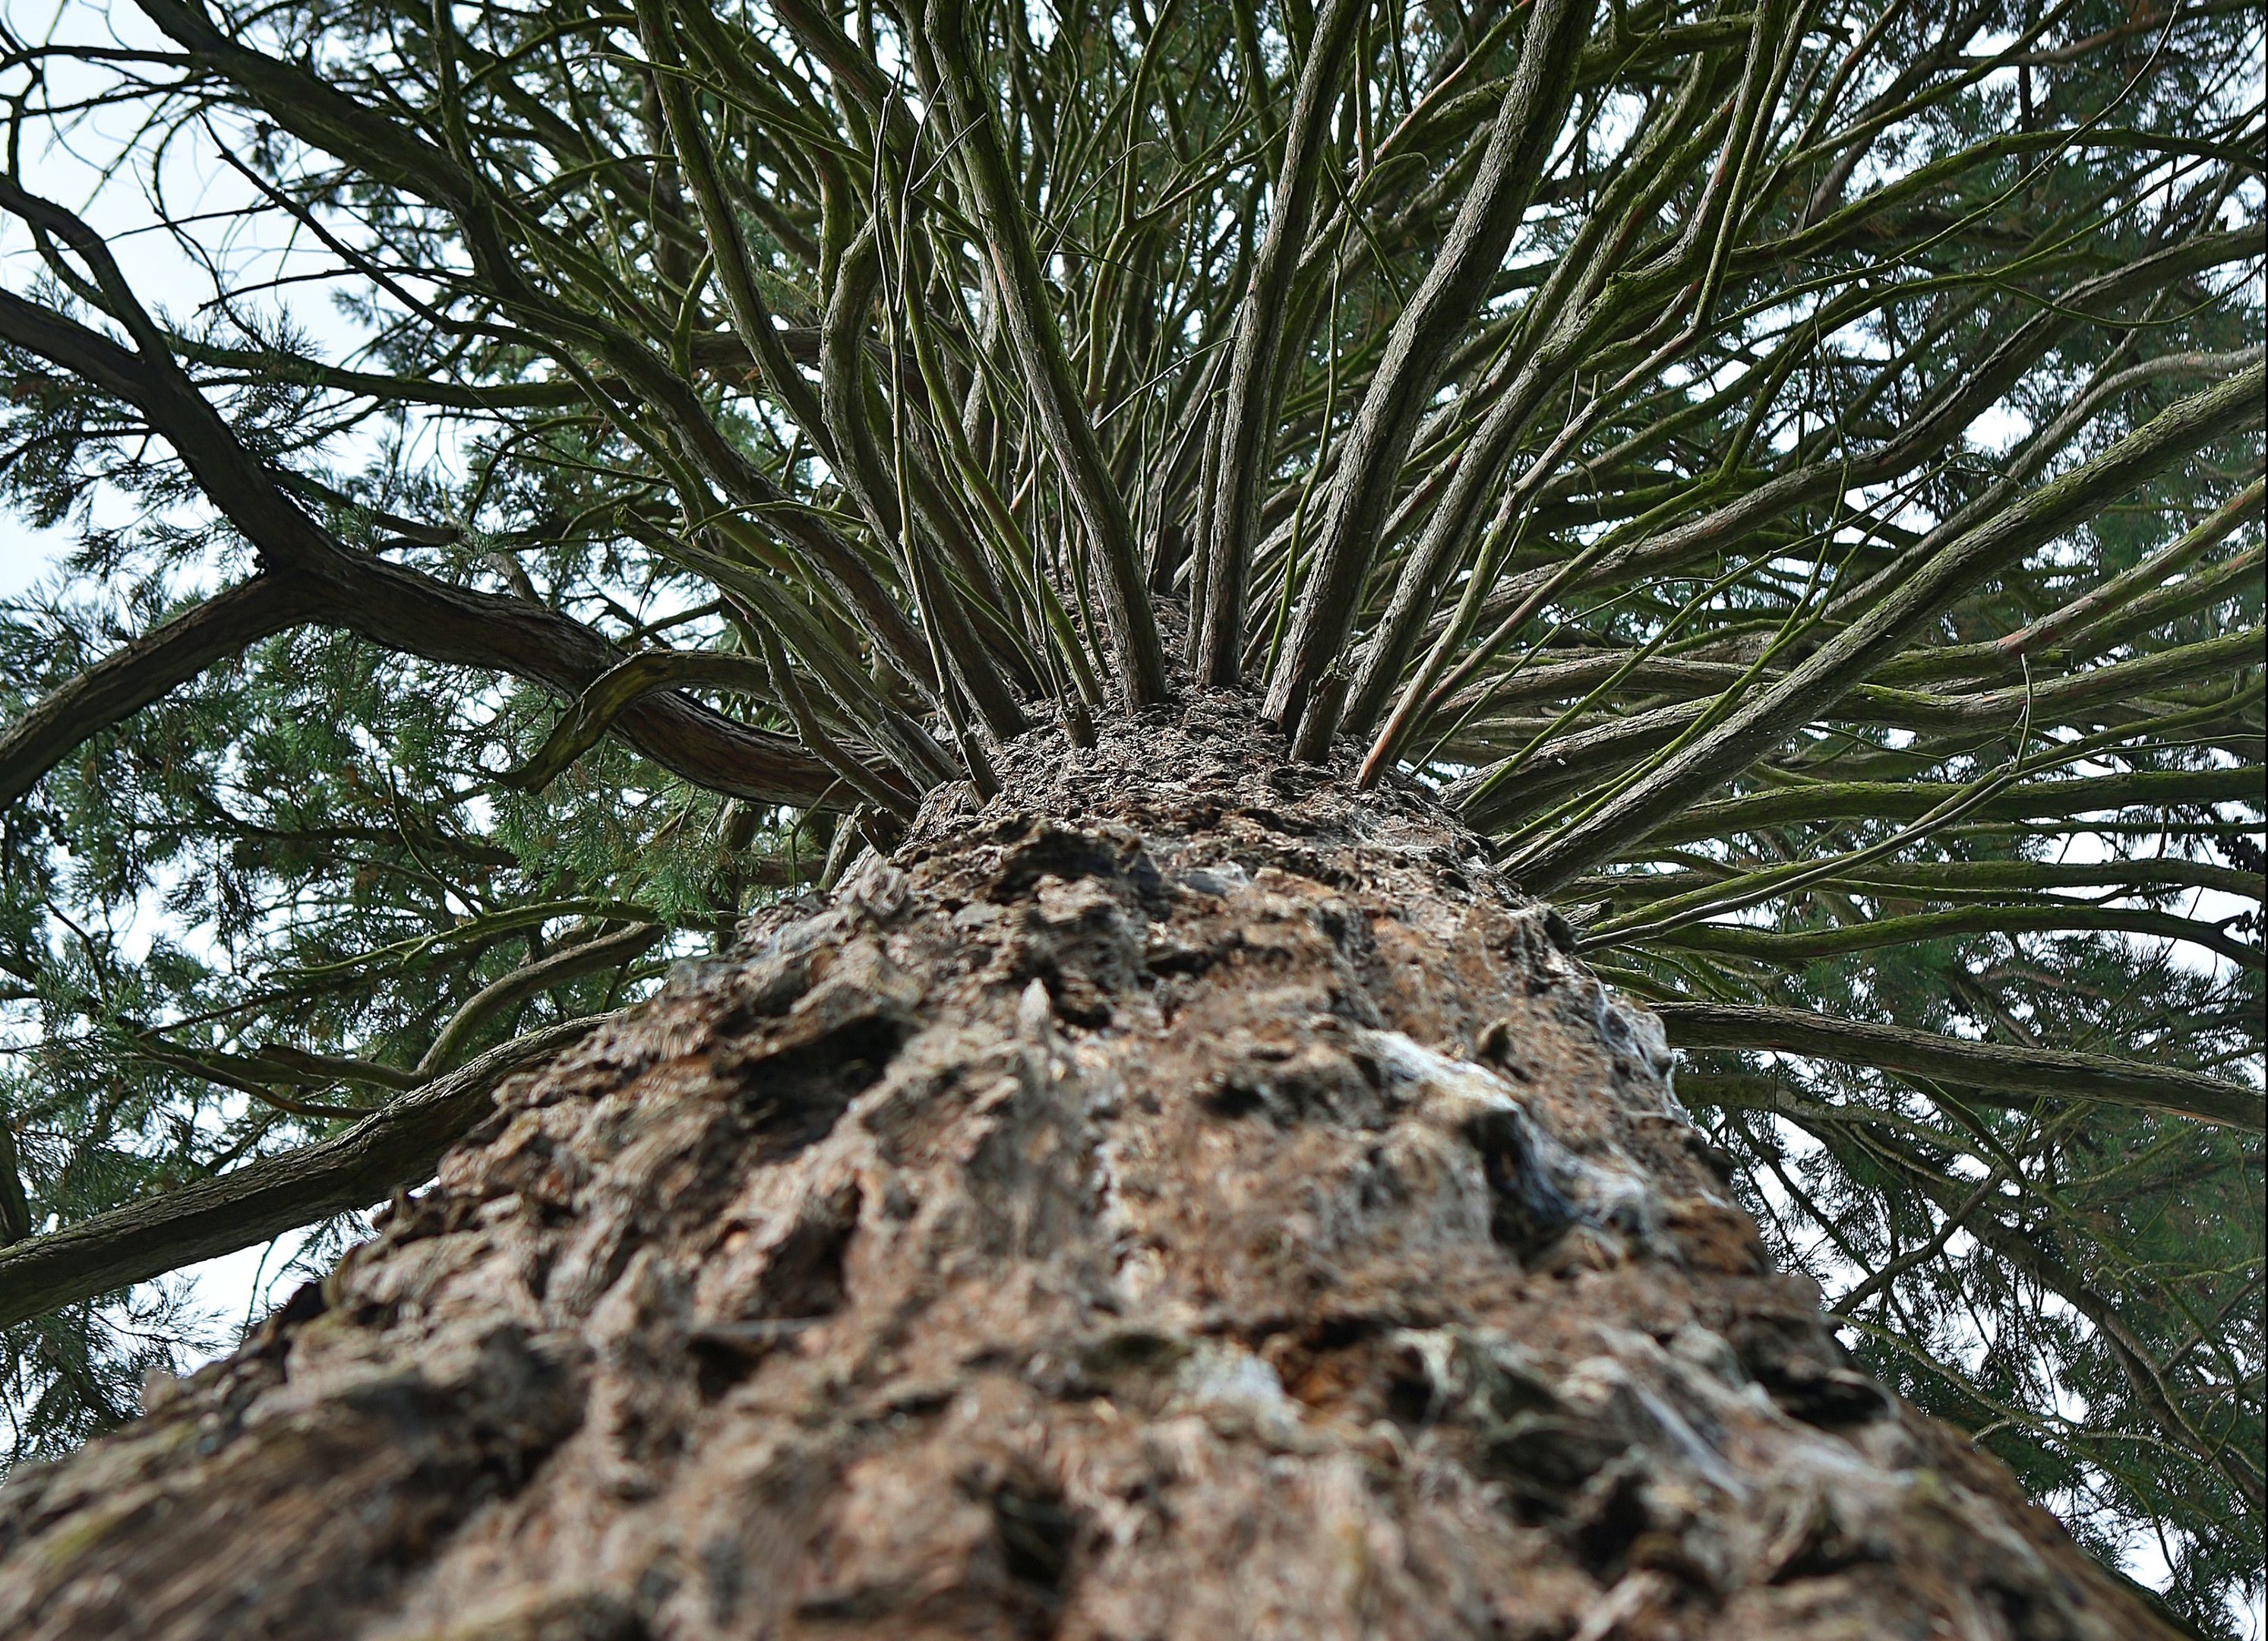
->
[0,698,2175,1639]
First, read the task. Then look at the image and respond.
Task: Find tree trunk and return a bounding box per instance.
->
[0,697,2175,1640]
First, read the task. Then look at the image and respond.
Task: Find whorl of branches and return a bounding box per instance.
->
[0,0,2259,1620]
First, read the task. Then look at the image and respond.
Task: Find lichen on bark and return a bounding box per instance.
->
[0,696,2178,1639]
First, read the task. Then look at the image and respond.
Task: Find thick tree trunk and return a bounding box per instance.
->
[0,697,2175,1639]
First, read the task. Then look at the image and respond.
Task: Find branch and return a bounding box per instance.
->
[1265,0,1598,737]
[1636,765,2265,847]
[0,575,320,814]
[1655,1001,2263,1130]
[1196,0,1369,685]
[1655,903,2266,972]
[0,264,838,806]
[0,1115,29,1247]
[924,0,1167,706]
[1506,364,2268,891]
[1584,855,2265,909]
[415,925,662,1076]
[504,650,782,791]
[0,1014,618,1328]
[246,1045,423,1092]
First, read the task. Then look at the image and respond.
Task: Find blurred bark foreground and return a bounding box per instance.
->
[0,699,2173,1639]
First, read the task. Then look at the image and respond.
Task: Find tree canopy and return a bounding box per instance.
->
[0,0,2259,1624]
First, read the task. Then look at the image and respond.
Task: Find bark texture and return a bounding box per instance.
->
[0,697,2175,1640]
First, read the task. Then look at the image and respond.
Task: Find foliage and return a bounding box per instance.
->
[0,0,2259,1623]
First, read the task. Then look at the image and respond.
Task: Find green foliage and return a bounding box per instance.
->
[0,589,759,1450]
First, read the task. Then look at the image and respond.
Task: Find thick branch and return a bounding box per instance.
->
[0,1016,616,1329]
[1638,766,2265,846]
[1198,0,1368,685]
[1656,1001,2263,1130]
[416,926,662,1075]
[924,0,1168,706]
[1657,903,2265,972]
[1265,0,1597,734]
[0,575,320,814]
[0,279,838,807]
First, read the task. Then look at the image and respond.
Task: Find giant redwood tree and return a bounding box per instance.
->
[0,0,2259,1633]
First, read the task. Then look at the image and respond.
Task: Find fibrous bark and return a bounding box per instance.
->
[0,700,2175,1640]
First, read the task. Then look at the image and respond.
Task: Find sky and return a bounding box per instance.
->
[0,518,66,599]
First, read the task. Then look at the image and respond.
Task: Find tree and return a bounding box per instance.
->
[0,0,2257,1630]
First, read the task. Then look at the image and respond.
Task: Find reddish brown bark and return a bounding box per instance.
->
[0,697,2175,1639]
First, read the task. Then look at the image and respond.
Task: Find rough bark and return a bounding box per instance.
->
[0,699,2175,1640]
